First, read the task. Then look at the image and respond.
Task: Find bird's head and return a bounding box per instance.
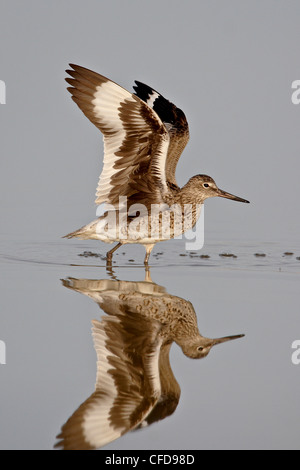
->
[189,175,249,204]
[181,333,245,359]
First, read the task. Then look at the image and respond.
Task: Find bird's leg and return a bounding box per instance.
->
[106,242,122,265]
[106,264,118,280]
[144,244,155,265]
[144,266,153,283]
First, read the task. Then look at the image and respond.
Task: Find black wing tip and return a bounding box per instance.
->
[134,79,150,89]
[134,82,181,125]
[133,80,159,98]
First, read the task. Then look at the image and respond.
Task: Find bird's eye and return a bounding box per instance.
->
[203,183,210,188]
[198,347,204,351]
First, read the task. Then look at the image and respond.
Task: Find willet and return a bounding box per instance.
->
[64,65,249,264]
[55,277,244,450]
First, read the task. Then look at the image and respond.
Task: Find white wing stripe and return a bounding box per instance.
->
[92,82,130,202]
[80,320,121,448]
[147,91,160,108]
[67,66,171,206]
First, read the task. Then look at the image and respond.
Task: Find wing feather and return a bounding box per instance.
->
[65,64,170,208]
[55,312,162,450]
[133,81,189,187]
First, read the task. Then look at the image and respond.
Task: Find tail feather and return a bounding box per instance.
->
[62,229,81,238]
[63,220,99,240]
[63,227,85,239]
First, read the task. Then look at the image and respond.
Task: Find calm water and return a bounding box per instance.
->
[1,0,300,452]
[0,238,300,450]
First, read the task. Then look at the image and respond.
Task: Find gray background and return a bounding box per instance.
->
[1,0,300,243]
[0,0,300,450]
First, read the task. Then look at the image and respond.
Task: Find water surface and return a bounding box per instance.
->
[0,238,299,450]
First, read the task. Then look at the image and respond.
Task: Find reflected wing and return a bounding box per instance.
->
[136,343,181,429]
[66,64,170,208]
[133,81,189,187]
[55,312,162,450]
[61,278,167,316]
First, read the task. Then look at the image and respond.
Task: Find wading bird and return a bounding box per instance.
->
[64,65,249,264]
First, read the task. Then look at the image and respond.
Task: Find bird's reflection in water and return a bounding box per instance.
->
[55,272,244,450]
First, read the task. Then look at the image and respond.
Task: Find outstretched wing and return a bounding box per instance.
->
[55,312,162,450]
[133,81,189,188]
[65,64,170,208]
